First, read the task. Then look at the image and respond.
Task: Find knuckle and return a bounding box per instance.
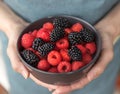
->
[95,68,104,77]
[12,64,19,72]
[108,50,114,60]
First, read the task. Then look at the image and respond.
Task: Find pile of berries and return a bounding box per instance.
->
[20,17,96,73]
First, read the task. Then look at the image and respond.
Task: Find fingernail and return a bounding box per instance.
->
[22,71,28,79]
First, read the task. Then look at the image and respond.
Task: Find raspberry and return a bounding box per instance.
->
[50,27,65,42]
[71,23,83,32]
[48,67,58,73]
[21,49,40,67]
[47,50,62,66]
[57,61,71,73]
[65,28,72,34]
[56,38,69,49]
[60,49,71,61]
[76,44,87,55]
[38,43,55,57]
[32,38,45,50]
[21,33,35,49]
[37,59,50,71]
[81,28,95,42]
[31,30,38,37]
[37,28,50,41]
[68,32,83,45]
[82,53,92,64]
[68,46,82,61]
[43,22,54,31]
[53,17,71,28]
[72,61,84,71]
[85,42,96,54]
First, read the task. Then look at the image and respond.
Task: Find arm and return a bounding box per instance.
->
[52,3,120,94]
[0,0,57,90]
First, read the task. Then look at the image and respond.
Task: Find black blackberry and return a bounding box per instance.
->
[68,32,83,45]
[50,27,65,42]
[68,46,82,61]
[38,43,55,57]
[32,38,45,50]
[53,17,71,28]
[21,50,40,67]
[81,28,95,42]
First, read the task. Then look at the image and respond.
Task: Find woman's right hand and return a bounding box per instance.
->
[6,21,58,90]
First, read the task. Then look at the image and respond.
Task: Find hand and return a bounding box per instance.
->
[51,24,114,94]
[6,21,58,90]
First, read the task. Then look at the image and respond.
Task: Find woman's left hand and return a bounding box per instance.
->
[51,24,114,94]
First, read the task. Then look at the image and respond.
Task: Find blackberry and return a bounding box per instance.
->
[68,46,82,61]
[53,17,70,28]
[50,27,65,42]
[21,50,40,67]
[68,32,83,45]
[32,38,45,50]
[81,28,95,42]
[38,43,55,57]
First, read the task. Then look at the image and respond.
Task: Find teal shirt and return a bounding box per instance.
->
[4,0,119,24]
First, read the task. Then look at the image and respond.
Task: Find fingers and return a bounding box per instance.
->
[30,74,58,89]
[7,43,29,79]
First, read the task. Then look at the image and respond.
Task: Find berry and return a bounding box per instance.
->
[37,28,50,41]
[53,17,70,28]
[47,50,62,66]
[27,48,36,53]
[82,53,92,64]
[81,28,95,42]
[31,30,37,37]
[21,49,40,67]
[56,38,69,49]
[21,33,35,49]
[38,43,55,57]
[32,38,45,50]
[57,61,71,73]
[68,32,83,45]
[43,22,54,31]
[37,59,50,71]
[50,27,65,42]
[71,23,83,32]
[60,49,71,61]
[65,28,72,34]
[85,42,96,54]
[76,45,87,55]
[68,46,82,61]
[72,61,84,71]
[48,67,58,73]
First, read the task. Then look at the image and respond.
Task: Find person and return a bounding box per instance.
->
[0,0,120,94]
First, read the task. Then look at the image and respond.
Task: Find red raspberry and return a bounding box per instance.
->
[82,53,92,64]
[72,61,84,71]
[37,59,50,71]
[35,51,41,59]
[85,42,96,54]
[27,48,36,53]
[65,28,72,34]
[37,28,50,41]
[31,30,38,37]
[60,49,71,61]
[71,23,83,32]
[76,45,87,55]
[57,61,71,73]
[56,38,69,49]
[21,33,35,49]
[47,50,62,66]
[48,67,58,73]
[43,22,54,31]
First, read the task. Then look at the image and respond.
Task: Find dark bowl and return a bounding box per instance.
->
[17,15,101,85]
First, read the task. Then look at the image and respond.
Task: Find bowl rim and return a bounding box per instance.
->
[17,15,102,75]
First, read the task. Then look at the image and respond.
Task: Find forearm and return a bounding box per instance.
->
[96,3,120,42]
[0,1,27,38]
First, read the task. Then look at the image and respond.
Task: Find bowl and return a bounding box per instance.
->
[17,15,101,85]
